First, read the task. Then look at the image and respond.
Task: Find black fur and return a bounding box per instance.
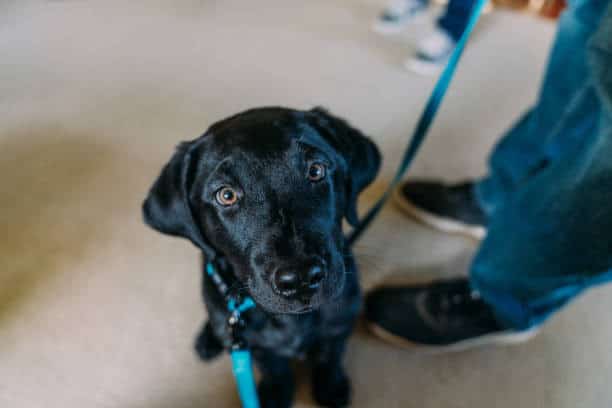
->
[143,107,380,407]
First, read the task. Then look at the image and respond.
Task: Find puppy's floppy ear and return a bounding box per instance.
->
[142,139,216,259]
[307,107,381,226]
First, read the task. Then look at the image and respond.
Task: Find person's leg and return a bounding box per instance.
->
[471,0,612,330]
[475,0,606,215]
[396,0,606,233]
[366,0,612,348]
[437,0,476,41]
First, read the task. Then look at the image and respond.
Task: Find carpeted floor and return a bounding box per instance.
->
[2,1,611,407]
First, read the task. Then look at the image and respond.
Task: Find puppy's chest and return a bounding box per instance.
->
[245,312,322,357]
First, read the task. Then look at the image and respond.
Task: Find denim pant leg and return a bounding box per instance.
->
[437,0,477,41]
[475,0,606,215]
[469,0,612,330]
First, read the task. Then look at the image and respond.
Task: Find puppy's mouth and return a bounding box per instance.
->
[249,274,345,315]
[292,306,315,314]
[263,294,325,315]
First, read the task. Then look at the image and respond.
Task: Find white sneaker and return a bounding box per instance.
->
[372,0,427,35]
[405,28,456,76]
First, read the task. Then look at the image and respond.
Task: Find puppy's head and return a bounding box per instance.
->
[143,107,380,314]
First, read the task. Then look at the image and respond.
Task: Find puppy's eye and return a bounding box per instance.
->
[307,162,326,182]
[215,187,239,206]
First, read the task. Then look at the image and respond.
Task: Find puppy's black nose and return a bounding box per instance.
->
[273,263,325,298]
[274,269,299,297]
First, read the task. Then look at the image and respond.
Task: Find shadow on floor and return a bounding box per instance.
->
[0,126,117,323]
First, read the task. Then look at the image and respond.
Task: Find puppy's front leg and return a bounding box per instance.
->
[253,350,295,408]
[194,321,224,361]
[310,336,351,407]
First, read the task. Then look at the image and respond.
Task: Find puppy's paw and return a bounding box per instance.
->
[312,366,351,407]
[194,322,223,361]
[258,379,294,408]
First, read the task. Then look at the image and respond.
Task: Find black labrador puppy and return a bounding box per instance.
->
[142,107,380,407]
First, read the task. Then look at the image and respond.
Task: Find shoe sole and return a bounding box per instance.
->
[367,321,539,354]
[404,57,444,76]
[392,186,486,241]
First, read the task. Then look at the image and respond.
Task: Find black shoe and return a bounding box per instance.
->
[364,278,538,353]
[393,180,487,240]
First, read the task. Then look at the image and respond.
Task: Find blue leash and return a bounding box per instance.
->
[210,0,487,406]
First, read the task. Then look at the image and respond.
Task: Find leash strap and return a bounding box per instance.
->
[231,350,260,408]
[347,0,488,246]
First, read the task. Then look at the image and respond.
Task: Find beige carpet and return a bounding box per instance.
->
[2,1,612,407]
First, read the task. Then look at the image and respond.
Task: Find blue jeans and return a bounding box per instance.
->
[437,0,477,41]
[471,0,612,330]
